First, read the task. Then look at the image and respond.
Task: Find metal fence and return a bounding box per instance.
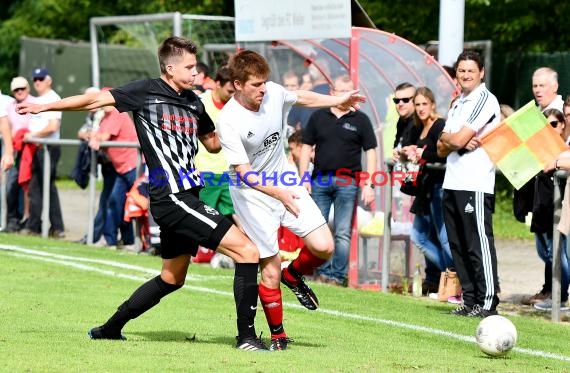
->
[370,160,570,322]
[0,137,141,244]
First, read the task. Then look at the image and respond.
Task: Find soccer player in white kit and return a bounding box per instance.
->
[218,50,365,350]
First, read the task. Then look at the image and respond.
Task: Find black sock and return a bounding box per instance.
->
[287,263,303,280]
[234,263,259,339]
[270,324,285,338]
[103,276,182,334]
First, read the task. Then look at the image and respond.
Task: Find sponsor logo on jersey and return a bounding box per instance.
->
[253,132,280,156]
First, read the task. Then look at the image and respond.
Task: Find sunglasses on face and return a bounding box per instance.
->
[393,97,413,104]
[550,120,561,128]
[33,77,45,82]
[12,87,26,93]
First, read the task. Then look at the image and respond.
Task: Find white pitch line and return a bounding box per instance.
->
[0,244,232,281]
[315,308,570,361]
[3,250,234,298]
[2,244,570,362]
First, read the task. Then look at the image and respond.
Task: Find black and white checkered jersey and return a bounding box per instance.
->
[111,78,215,201]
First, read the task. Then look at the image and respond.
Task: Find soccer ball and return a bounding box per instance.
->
[475,315,517,357]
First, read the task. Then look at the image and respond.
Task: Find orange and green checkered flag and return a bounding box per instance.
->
[480,100,567,190]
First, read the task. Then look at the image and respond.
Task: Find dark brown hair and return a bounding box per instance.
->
[228,50,270,83]
[288,129,303,145]
[454,50,484,71]
[214,65,232,86]
[158,37,198,74]
[395,82,415,92]
[543,108,565,124]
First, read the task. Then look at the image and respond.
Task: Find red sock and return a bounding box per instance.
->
[290,248,327,278]
[258,283,286,339]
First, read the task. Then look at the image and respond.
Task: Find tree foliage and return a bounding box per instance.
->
[0,0,568,92]
[0,0,230,91]
[359,0,570,52]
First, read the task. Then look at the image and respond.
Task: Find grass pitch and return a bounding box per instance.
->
[0,234,569,372]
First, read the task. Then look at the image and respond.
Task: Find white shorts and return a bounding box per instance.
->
[230,185,326,259]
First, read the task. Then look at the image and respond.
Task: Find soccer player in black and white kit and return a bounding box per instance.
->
[17,37,267,351]
[437,51,501,318]
[217,50,365,350]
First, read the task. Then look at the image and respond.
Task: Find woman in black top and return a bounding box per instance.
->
[396,86,454,275]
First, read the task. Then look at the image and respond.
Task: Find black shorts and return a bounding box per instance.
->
[150,189,233,259]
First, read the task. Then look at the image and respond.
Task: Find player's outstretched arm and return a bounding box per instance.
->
[16,91,116,115]
[295,89,366,111]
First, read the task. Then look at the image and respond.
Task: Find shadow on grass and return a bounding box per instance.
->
[130,331,324,349]
[131,330,213,343]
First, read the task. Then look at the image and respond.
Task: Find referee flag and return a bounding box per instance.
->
[480,100,567,190]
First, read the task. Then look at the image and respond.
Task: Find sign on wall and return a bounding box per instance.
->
[235,0,351,42]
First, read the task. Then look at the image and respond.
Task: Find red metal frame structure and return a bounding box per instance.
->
[252,27,456,290]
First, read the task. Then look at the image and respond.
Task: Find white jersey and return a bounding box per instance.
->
[217,81,325,258]
[442,83,500,194]
[28,89,62,140]
[218,81,297,187]
[0,94,15,117]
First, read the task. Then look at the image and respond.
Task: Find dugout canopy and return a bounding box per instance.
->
[89,14,456,289]
[90,14,456,163]
[252,27,457,161]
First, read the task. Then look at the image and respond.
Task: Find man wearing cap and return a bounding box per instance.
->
[2,77,35,232]
[20,68,65,238]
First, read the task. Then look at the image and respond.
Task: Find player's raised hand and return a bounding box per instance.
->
[16,102,42,115]
[337,89,366,112]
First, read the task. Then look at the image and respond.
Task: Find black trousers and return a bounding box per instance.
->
[6,151,23,224]
[443,189,499,311]
[26,145,64,233]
